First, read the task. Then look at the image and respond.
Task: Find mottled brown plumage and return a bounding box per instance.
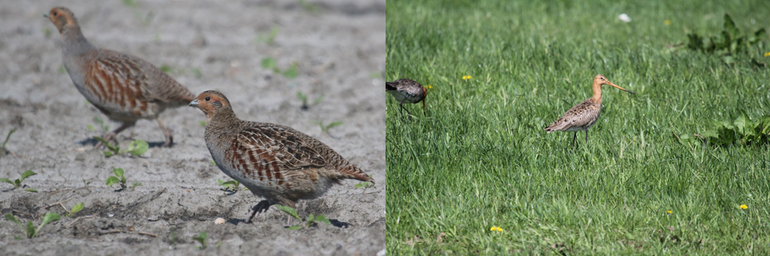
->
[386,79,427,118]
[46,7,194,147]
[190,90,373,222]
[545,74,634,148]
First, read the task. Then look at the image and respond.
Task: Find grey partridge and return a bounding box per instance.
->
[190,90,374,223]
[545,74,634,148]
[46,7,194,147]
[386,79,427,118]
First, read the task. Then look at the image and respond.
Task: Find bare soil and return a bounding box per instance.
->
[0,0,385,255]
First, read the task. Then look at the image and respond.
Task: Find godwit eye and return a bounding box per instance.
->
[204,96,211,101]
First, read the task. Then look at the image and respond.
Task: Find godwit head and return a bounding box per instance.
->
[591,74,635,101]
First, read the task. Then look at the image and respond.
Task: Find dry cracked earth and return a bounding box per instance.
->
[0,0,385,255]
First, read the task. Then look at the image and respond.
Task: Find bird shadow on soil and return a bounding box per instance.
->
[224,218,351,228]
[77,137,169,148]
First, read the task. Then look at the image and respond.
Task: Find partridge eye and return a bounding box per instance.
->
[53,11,58,16]
[204,96,211,101]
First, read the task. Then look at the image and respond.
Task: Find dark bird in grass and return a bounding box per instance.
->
[386,79,427,118]
[545,74,635,149]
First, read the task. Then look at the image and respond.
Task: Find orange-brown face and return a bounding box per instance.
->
[594,74,635,95]
[46,7,77,33]
[189,91,231,120]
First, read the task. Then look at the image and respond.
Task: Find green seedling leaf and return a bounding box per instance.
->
[130,183,141,188]
[160,65,173,74]
[33,212,61,238]
[58,66,67,74]
[282,63,298,78]
[20,171,36,181]
[355,183,363,188]
[325,121,343,130]
[106,177,121,187]
[193,232,207,250]
[311,95,325,105]
[103,151,114,157]
[307,214,315,223]
[314,214,332,226]
[70,203,85,217]
[4,213,22,226]
[261,58,276,69]
[25,221,34,238]
[113,168,125,178]
[274,204,301,221]
[127,140,149,156]
[87,125,96,131]
[287,225,302,230]
[199,121,207,126]
[210,160,217,166]
[24,189,37,192]
[297,92,308,102]
[0,178,14,186]
[2,128,16,149]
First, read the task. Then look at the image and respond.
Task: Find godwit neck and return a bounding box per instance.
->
[591,80,603,102]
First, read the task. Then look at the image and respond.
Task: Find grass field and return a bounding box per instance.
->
[385,0,770,254]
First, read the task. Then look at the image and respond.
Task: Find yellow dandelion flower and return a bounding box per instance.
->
[665,20,671,25]
[666,210,672,214]
[765,52,770,57]
[462,75,472,80]
[490,226,503,232]
[426,85,434,89]
[740,204,748,210]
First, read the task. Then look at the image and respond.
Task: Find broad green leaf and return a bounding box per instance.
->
[723,14,740,39]
[26,221,35,238]
[355,183,363,188]
[0,178,13,185]
[127,140,149,156]
[4,213,22,227]
[34,212,61,237]
[275,204,301,221]
[113,168,124,178]
[307,214,315,223]
[70,203,85,216]
[261,58,276,69]
[315,214,332,226]
[103,151,114,157]
[734,114,746,134]
[20,170,36,181]
[106,176,121,187]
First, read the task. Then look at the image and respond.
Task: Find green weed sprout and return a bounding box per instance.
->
[217,179,244,193]
[297,92,325,110]
[275,204,331,230]
[87,117,109,132]
[66,203,85,217]
[256,27,279,45]
[1,170,38,192]
[95,138,148,157]
[106,167,141,190]
[4,212,61,239]
[1,128,16,154]
[193,231,207,250]
[312,121,343,134]
[261,58,299,79]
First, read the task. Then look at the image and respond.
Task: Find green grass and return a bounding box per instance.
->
[386,0,770,254]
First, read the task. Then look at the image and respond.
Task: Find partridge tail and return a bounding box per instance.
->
[338,165,374,183]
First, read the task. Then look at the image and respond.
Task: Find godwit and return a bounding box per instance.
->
[545,74,634,148]
[386,79,427,118]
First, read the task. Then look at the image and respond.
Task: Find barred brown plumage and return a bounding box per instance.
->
[190,90,373,223]
[46,7,194,147]
[545,74,635,148]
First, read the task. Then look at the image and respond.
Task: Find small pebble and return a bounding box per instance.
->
[214,218,225,225]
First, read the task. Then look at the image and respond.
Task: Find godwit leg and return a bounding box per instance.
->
[571,132,577,149]
[399,101,413,121]
[585,130,589,144]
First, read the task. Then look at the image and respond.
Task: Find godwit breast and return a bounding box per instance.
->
[386,79,427,118]
[545,74,634,148]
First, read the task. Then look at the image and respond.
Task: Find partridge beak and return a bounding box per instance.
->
[608,82,635,95]
[43,14,49,18]
[189,99,199,107]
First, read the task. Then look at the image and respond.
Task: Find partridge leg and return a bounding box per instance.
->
[156,118,174,147]
[246,200,273,223]
[94,121,136,149]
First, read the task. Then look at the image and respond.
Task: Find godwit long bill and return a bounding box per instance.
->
[545,74,634,148]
